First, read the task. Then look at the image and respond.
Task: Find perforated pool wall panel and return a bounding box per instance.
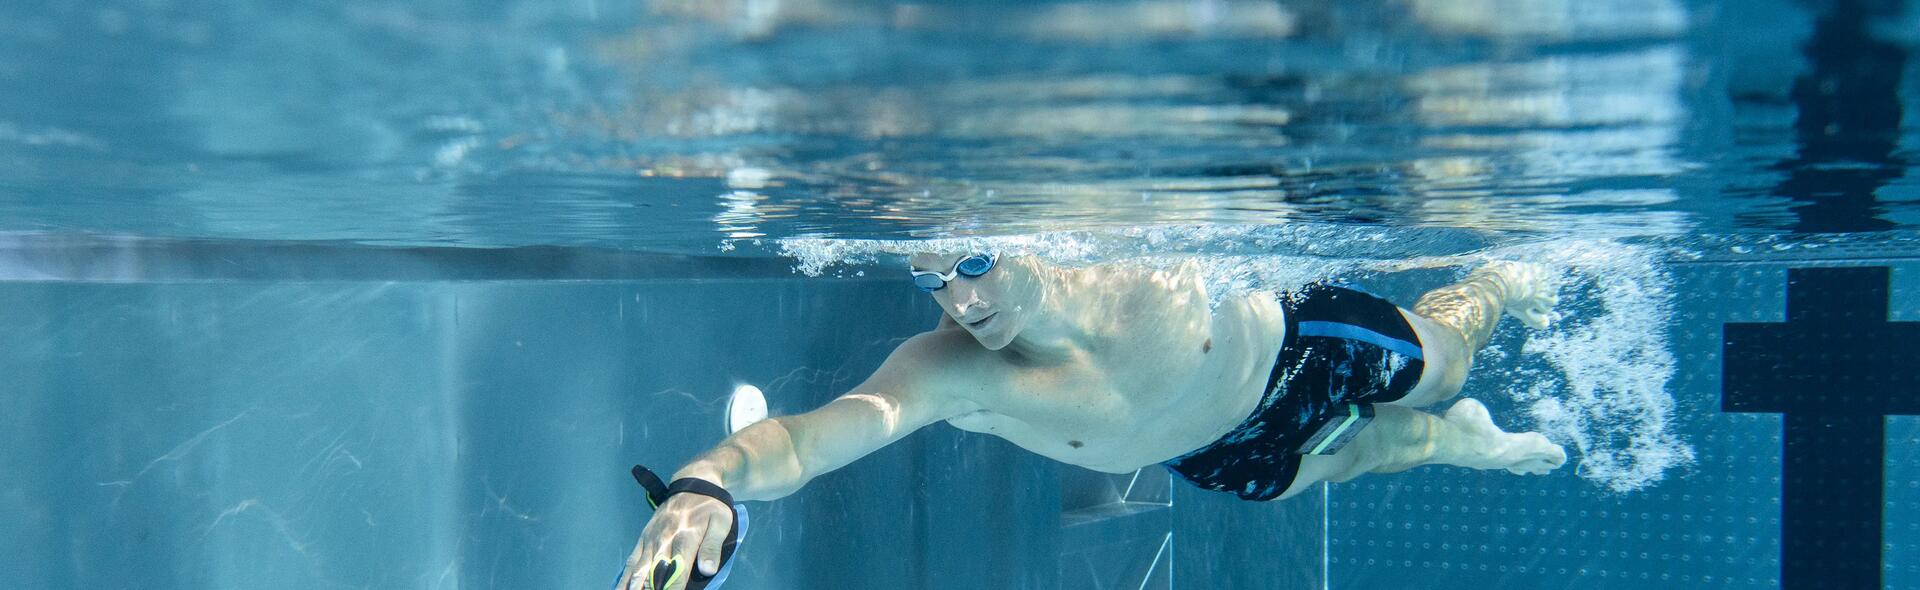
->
[1329,262,1917,590]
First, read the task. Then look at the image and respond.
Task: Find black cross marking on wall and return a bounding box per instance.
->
[1724,267,1919,589]
[1721,0,1911,588]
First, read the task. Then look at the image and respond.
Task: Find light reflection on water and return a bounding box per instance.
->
[0,0,1914,254]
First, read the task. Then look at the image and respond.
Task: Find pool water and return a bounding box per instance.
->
[1,0,1917,588]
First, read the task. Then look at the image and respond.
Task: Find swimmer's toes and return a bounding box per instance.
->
[1508,461,1555,476]
[1513,306,1554,330]
[1504,434,1566,476]
[1512,289,1559,330]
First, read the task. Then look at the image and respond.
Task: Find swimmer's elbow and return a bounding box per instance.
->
[767,411,868,490]
[736,417,812,499]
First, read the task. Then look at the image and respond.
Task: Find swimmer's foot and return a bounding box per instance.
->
[1479,261,1560,330]
[1441,398,1567,476]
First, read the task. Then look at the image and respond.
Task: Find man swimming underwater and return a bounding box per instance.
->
[618,253,1567,590]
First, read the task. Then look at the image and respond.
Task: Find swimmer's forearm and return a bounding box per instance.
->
[669,340,963,500]
[672,418,810,501]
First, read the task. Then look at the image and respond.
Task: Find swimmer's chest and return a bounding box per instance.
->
[947,407,1229,472]
[944,307,1276,471]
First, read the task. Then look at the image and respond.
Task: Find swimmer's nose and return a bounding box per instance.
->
[951,288,986,317]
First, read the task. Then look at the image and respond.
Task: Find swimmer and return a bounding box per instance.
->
[617,254,1567,590]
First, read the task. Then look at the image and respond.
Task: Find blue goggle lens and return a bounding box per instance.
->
[956,255,994,276]
[912,274,947,292]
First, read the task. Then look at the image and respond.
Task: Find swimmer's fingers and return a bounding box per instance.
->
[622,514,671,590]
[617,534,646,590]
[695,510,732,576]
[660,525,703,590]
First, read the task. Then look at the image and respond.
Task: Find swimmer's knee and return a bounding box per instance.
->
[1397,310,1472,406]
[1438,351,1471,395]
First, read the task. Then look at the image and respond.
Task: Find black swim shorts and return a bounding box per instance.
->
[1163,283,1426,501]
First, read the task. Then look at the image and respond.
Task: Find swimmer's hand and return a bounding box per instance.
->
[619,493,733,590]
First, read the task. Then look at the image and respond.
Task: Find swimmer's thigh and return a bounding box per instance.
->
[1274,453,1357,501]
[1386,309,1471,408]
[1273,404,1440,500]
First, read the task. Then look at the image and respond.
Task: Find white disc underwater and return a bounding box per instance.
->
[726,384,768,435]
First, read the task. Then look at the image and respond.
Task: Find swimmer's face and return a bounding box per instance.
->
[908,252,1038,350]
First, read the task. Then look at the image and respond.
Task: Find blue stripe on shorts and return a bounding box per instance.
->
[1296,320,1424,360]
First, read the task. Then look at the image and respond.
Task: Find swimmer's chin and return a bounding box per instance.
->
[976,334,1013,351]
[964,320,1017,350]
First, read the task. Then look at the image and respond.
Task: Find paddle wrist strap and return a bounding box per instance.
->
[630,465,733,510]
[666,477,734,508]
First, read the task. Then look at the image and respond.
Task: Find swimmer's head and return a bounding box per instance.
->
[908,251,1041,350]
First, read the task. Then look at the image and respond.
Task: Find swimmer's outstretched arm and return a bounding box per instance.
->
[676,333,981,499]
[620,332,980,590]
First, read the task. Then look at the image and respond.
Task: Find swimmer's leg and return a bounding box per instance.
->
[1273,400,1565,500]
[1390,262,1559,408]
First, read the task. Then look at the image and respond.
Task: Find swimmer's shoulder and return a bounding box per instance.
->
[906,324,984,354]
[875,327,1011,400]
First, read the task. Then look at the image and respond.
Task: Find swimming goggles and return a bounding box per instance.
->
[910,253,995,293]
